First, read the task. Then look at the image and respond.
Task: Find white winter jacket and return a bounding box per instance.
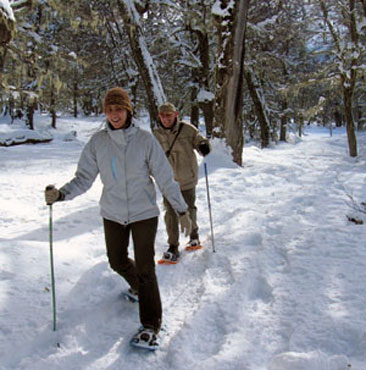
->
[60,123,187,225]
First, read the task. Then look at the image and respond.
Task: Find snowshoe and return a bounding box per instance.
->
[123,288,139,303]
[130,327,159,351]
[185,239,202,251]
[158,246,180,265]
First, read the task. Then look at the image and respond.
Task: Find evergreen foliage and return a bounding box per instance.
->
[0,0,365,157]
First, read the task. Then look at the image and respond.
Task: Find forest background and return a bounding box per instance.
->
[0,0,365,164]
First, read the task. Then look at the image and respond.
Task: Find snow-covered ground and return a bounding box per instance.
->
[0,114,365,370]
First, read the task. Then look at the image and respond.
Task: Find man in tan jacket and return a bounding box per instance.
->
[153,102,211,263]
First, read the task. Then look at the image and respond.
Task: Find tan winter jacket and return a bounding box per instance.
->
[153,121,211,191]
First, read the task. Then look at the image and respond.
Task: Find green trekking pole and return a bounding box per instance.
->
[46,186,57,332]
[204,160,215,252]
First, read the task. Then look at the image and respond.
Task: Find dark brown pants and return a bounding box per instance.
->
[103,217,162,333]
[163,187,199,247]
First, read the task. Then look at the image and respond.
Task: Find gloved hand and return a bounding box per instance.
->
[198,142,211,156]
[179,212,192,237]
[45,185,63,205]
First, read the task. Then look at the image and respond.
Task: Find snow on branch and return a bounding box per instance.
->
[0,0,15,45]
[0,0,14,21]
[212,0,235,17]
[9,0,32,12]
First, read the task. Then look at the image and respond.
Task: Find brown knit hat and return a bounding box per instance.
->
[158,102,177,114]
[103,87,133,114]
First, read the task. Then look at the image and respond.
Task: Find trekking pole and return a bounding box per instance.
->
[203,160,215,252]
[46,186,57,332]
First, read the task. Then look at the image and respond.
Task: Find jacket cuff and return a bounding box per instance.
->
[58,191,66,201]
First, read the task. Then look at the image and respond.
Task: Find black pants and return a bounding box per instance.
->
[103,217,162,333]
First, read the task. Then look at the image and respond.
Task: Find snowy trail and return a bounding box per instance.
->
[236,135,366,369]
[1,116,366,370]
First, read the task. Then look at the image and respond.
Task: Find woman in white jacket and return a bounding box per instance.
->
[45,87,192,349]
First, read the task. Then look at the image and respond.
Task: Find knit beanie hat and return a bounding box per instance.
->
[158,102,177,114]
[103,87,133,114]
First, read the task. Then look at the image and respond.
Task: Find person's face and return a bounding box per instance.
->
[105,105,128,129]
[159,111,178,128]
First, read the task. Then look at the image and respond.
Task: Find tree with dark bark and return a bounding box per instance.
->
[117,0,165,129]
[0,0,31,82]
[213,0,250,166]
[244,68,270,148]
[318,0,364,157]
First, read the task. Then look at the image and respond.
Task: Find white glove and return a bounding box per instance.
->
[179,213,192,237]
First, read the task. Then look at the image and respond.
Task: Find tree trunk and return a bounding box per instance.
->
[280,100,288,142]
[190,105,199,128]
[0,9,15,47]
[214,0,250,165]
[361,0,366,16]
[50,86,56,128]
[0,47,7,82]
[245,69,270,148]
[196,30,214,136]
[199,100,214,138]
[319,0,359,156]
[26,104,34,130]
[117,0,165,129]
[344,87,358,156]
[51,109,56,128]
[73,79,78,118]
[298,115,304,138]
[190,83,199,128]
[334,106,342,127]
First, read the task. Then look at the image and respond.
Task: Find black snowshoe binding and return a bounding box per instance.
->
[123,288,139,303]
[130,327,159,351]
[158,245,180,265]
[185,238,202,251]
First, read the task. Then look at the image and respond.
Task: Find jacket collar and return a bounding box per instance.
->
[106,121,137,145]
[158,119,181,134]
